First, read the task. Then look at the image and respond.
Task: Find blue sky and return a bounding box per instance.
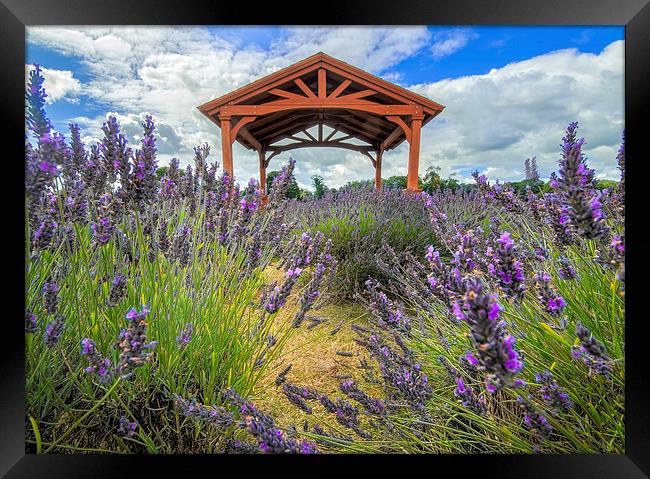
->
[26,26,624,188]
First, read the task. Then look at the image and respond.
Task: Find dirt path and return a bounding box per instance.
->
[252,266,382,428]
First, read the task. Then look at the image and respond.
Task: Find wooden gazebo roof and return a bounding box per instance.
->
[197,52,445,194]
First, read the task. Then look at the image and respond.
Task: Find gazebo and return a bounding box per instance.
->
[197,52,444,199]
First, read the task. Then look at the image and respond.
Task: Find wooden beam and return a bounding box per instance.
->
[251,112,315,137]
[406,117,422,192]
[339,114,390,136]
[318,69,327,98]
[324,128,339,142]
[269,88,310,100]
[221,102,419,116]
[381,125,405,152]
[336,89,377,101]
[220,117,233,175]
[328,79,351,99]
[386,115,412,143]
[303,129,317,142]
[294,78,317,98]
[267,140,372,156]
[258,121,321,145]
[238,125,262,151]
[375,148,383,190]
[230,116,257,143]
[258,149,268,203]
[340,109,394,129]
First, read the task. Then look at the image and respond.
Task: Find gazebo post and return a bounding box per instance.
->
[219,115,234,176]
[374,148,383,191]
[406,114,423,192]
[258,148,268,205]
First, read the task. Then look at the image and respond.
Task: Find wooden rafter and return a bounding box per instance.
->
[294,78,316,98]
[336,89,377,101]
[318,69,327,98]
[328,79,351,99]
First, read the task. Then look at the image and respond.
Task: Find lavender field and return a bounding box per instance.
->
[25,65,625,454]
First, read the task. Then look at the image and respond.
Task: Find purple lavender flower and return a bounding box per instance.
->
[108,274,127,307]
[451,229,479,273]
[117,416,137,438]
[275,364,293,387]
[42,282,60,315]
[456,278,523,392]
[354,332,432,412]
[25,65,52,142]
[281,383,316,414]
[25,312,38,334]
[130,115,158,205]
[557,256,577,280]
[32,217,58,251]
[491,232,526,301]
[518,396,552,442]
[554,122,609,240]
[176,323,194,349]
[293,245,336,328]
[225,390,319,454]
[339,380,386,415]
[364,278,411,334]
[44,314,65,347]
[170,223,192,267]
[91,193,115,246]
[535,370,573,414]
[572,322,613,377]
[454,376,487,416]
[534,271,567,317]
[80,338,113,383]
[173,394,234,427]
[117,306,158,379]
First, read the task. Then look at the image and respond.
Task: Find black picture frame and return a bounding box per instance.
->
[2,0,648,476]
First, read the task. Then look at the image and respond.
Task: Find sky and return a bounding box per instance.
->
[25,26,624,189]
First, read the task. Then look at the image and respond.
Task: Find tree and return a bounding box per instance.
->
[383,175,408,189]
[422,166,442,193]
[311,175,328,199]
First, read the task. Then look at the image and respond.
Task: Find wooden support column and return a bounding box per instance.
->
[258,149,268,205]
[406,115,423,192]
[375,148,383,191]
[219,116,233,176]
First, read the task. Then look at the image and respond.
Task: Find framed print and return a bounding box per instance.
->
[2,0,648,476]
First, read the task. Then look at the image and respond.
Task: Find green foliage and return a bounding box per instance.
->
[596,179,618,190]
[422,166,462,193]
[382,175,408,189]
[344,179,373,189]
[507,178,546,195]
[311,175,328,199]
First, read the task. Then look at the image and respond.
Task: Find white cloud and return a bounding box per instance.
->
[431,28,479,59]
[26,27,624,188]
[25,64,82,104]
[409,40,624,183]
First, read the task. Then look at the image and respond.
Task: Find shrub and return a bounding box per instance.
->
[289,185,439,298]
